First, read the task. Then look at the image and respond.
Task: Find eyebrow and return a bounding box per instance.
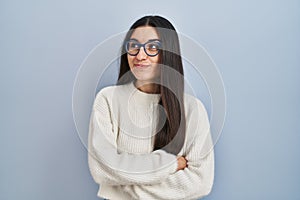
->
[129,38,161,43]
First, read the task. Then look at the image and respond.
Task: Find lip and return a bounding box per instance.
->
[134,64,150,68]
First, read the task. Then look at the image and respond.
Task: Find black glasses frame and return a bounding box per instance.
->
[125,40,162,57]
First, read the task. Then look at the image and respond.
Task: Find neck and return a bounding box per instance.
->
[134,80,160,94]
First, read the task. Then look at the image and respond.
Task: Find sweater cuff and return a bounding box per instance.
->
[152,149,178,174]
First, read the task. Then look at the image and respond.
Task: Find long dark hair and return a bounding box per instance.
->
[117,15,186,155]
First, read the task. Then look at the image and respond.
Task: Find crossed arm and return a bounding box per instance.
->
[88,93,214,199]
[119,133,214,200]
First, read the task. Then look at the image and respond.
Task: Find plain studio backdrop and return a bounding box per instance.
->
[0,1,299,200]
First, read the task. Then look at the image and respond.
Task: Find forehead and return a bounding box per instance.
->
[130,26,159,43]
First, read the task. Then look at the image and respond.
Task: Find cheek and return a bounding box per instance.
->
[150,60,161,76]
[151,54,160,63]
[127,55,134,68]
[152,56,161,76]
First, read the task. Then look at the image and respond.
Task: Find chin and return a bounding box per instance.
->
[135,77,156,83]
[132,73,155,82]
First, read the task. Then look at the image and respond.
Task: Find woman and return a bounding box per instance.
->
[88,15,214,200]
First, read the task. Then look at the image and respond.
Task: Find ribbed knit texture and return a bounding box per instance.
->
[88,82,214,200]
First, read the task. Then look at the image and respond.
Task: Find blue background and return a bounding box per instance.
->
[1,0,299,199]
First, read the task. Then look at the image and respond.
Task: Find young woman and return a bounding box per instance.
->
[88,15,214,200]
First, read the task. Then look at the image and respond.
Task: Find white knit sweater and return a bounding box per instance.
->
[88,81,214,200]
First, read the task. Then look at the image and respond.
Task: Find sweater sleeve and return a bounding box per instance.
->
[88,92,178,186]
[119,98,215,200]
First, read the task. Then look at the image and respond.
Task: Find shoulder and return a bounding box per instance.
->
[183,93,210,136]
[95,83,132,100]
[92,83,132,109]
[183,93,208,118]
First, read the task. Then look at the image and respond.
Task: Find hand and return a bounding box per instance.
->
[176,156,188,171]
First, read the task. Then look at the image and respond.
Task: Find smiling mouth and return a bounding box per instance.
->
[134,64,150,68]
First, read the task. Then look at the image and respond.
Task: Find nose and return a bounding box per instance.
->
[136,47,147,60]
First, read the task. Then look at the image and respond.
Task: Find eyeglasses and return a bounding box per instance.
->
[125,39,162,57]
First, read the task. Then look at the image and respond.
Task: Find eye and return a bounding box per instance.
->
[146,42,161,51]
[128,42,140,49]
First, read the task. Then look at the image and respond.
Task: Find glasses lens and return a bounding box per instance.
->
[145,41,161,56]
[126,41,140,55]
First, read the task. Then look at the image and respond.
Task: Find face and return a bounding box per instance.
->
[127,26,161,85]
